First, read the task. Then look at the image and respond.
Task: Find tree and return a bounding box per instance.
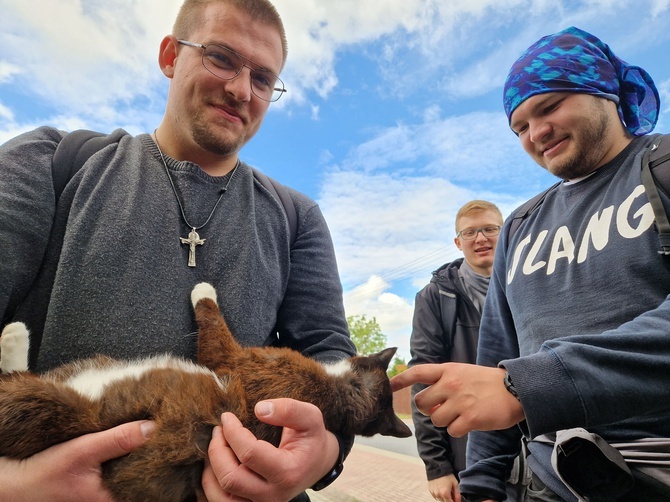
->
[387,356,407,378]
[346,314,386,355]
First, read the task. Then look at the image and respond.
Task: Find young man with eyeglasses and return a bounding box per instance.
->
[393,27,670,501]
[0,1,355,501]
[409,200,513,502]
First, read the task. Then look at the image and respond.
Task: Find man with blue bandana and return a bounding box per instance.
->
[392,27,670,501]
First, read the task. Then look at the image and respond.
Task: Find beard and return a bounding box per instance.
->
[190,107,248,158]
[543,99,614,180]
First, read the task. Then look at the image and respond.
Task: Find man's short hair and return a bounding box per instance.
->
[173,0,288,70]
[455,200,503,234]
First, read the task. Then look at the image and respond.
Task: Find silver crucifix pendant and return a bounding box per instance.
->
[180,228,206,267]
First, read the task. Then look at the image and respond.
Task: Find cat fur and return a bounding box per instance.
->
[0,283,411,502]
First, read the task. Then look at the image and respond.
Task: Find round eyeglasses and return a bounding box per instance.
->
[457,225,502,240]
[178,40,287,102]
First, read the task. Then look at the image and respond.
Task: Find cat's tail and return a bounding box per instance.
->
[191,283,217,307]
[191,282,243,368]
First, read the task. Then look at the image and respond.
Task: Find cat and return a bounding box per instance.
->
[0,282,412,502]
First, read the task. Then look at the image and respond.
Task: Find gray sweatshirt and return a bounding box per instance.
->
[0,127,356,371]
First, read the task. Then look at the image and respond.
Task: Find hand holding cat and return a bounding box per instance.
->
[201,398,339,502]
[391,363,525,438]
[0,420,154,502]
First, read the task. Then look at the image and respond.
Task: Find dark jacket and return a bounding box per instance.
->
[409,258,481,479]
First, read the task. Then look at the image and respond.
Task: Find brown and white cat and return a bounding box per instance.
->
[0,282,411,502]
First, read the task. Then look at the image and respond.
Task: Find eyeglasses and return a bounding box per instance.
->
[178,40,287,102]
[457,225,502,240]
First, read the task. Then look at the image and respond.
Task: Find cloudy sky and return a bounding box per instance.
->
[3,0,670,360]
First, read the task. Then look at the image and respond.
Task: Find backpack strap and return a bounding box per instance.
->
[51,129,298,247]
[641,134,670,256]
[251,168,298,248]
[437,289,458,352]
[506,182,561,248]
[52,128,129,201]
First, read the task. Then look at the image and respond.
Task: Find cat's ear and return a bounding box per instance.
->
[369,347,397,370]
[377,409,413,438]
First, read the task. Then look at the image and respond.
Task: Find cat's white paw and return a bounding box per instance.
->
[0,322,30,373]
[191,282,217,307]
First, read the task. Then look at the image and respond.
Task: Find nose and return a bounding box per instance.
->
[474,229,489,242]
[528,118,552,144]
[225,67,253,102]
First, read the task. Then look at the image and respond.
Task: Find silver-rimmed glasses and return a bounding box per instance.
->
[457,225,502,240]
[178,40,286,102]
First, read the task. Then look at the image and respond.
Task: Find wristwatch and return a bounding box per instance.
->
[310,434,348,491]
[503,371,520,401]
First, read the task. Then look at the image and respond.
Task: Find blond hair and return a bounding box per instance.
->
[173,0,288,69]
[455,200,503,234]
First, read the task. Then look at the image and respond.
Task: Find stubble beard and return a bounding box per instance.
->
[544,100,612,181]
[191,110,248,157]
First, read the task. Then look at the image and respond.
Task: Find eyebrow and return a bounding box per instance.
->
[207,41,278,74]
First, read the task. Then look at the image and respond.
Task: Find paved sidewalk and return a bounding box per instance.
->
[307,443,434,502]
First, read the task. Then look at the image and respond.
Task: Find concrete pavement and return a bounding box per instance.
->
[307,443,436,502]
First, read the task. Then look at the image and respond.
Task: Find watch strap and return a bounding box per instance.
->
[310,433,350,491]
[503,371,520,401]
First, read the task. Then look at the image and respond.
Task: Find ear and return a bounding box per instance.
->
[158,35,179,79]
[377,411,413,438]
[370,347,397,370]
[454,236,462,250]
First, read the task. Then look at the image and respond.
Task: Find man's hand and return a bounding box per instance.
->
[201,398,339,502]
[428,474,461,502]
[0,420,154,502]
[391,363,525,437]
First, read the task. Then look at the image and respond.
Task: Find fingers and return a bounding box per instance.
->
[201,454,252,502]
[85,420,155,463]
[205,400,334,501]
[390,364,443,391]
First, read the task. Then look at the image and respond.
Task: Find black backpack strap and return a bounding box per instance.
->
[52,128,129,201]
[438,289,458,352]
[641,134,670,256]
[506,182,561,248]
[251,167,298,247]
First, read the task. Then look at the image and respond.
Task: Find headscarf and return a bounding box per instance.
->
[503,26,659,136]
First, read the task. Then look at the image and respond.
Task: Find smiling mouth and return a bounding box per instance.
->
[211,100,245,124]
[542,137,568,157]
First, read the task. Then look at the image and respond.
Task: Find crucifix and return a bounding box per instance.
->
[180,228,206,267]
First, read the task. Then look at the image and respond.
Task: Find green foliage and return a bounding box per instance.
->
[387,356,407,378]
[346,314,386,356]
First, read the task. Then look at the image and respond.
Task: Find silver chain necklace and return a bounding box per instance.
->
[153,131,239,268]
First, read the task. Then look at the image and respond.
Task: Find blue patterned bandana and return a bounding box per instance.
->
[503,27,659,136]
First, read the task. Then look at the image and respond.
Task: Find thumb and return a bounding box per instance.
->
[254,398,322,432]
[85,420,155,463]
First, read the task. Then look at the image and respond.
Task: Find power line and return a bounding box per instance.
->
[344,243,462,300]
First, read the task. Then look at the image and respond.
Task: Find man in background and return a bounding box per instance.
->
[410,200,514,502]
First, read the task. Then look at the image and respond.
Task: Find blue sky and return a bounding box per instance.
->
[3,0,670,360]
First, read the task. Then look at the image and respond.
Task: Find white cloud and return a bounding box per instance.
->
[0,103,14,123]
[1,0,179,129]
[343,276,415,360]
[0,61,22,84]
[649,0,670,16]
